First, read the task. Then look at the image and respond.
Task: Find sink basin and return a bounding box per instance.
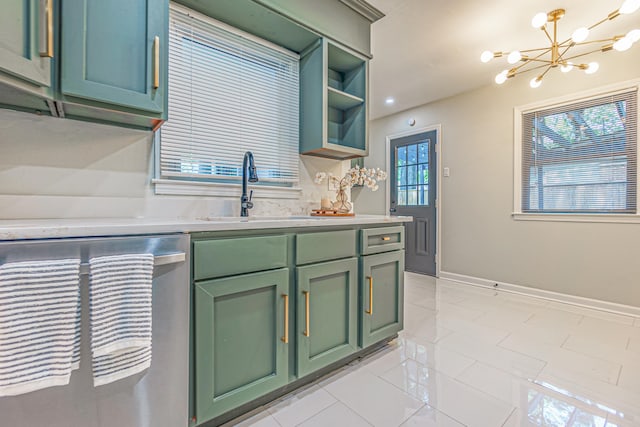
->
[198,215,326,222]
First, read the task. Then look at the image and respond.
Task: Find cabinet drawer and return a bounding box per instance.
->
[296,229,356,265]
[193,235,288,280]
[360,226,404,255]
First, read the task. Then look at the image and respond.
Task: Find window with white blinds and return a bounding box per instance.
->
[160,5,300,186]
[521,89,637,214]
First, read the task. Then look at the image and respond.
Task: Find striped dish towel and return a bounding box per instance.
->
[89,253,154,386]
[0,259,81,397]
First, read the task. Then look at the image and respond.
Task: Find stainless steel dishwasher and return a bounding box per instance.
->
[0,233,190,427]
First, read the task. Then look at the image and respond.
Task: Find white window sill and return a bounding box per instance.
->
[153,179,301,199]
[512,212,640,224]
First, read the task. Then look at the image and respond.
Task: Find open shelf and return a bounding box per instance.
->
[328,87,363,110]
[327,104,365,151]
[300,38,368,159]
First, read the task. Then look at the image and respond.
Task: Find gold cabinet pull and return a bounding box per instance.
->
[381,236,391,241]
[303,291,310,337]
[153,36,160,89]
[366,276,373,315]
[281,294,289,344]
[39,0,54,58]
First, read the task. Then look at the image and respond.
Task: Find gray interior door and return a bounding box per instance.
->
[390,131,437,276]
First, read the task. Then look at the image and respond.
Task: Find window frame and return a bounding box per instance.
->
[153,3,302,199]
[513,80,640,223]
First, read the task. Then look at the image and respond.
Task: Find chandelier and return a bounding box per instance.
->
[481,0,640,88]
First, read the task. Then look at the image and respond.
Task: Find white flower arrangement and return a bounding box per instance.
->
[314,165,387,191]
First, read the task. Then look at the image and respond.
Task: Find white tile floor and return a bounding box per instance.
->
[226,273,640,427]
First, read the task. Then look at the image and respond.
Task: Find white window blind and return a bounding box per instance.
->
[521,89,637,213]
[160,5,300,185]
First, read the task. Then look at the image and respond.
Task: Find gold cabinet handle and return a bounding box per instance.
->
[39,0,54,58]
[153,36,160,89]
[303,291,310,337]
[381,236,391,241]
[366,276,373,315]
[281,294,289,344]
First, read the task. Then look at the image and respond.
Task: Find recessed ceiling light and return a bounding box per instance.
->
[385,97,395,105]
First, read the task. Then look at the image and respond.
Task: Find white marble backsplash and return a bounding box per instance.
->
[0,110,348,220]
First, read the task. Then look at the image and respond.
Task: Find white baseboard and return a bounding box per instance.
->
[438,271,640,318]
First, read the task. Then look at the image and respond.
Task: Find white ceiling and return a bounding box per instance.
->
[367,0,640,119]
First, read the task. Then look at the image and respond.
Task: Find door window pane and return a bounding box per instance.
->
[418,164,429,185]
[407,165,417,186]
[398,189,407,205]
[418,185,428,204]
[397,146,407,166]
[407,145,418,165]
[407,186,418,205]
[418,142,429,163]
[398,166,406,186]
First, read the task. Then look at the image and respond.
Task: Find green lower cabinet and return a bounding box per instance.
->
[194,268,290,424]
[360,250,405,348]
[296,258,358,376]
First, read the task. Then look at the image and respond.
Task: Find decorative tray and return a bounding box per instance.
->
[310,209,355,217]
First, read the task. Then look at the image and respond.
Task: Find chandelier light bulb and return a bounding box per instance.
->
[627,29,640,43]
[530,76,542,88]
[620,0,640,14]
[571,27,590,43]
[495,70,508,85]
[507,51,522,64]
[585,62,599,74]
[480,50,494,63]
[531,12,547,28]
[613,36,633,51]
[560,62,574,72]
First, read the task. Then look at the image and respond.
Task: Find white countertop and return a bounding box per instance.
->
[0,215,412,240]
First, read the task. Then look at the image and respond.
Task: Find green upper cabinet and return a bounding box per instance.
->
[60,0,167,115]
[0,0,54,112]
[300,38,368,159]
[296,257,358,376]
[360,250,405,348]
[0,0,168,128]
[194,268,290,425]
[0,0,52,88]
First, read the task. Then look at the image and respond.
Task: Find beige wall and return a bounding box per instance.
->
[356,48,640,307]
[0,110,345,219]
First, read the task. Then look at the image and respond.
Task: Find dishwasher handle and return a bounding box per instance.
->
[154,252,186,266]
[78,252,186,275]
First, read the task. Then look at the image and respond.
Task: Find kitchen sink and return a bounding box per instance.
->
[198,215,327,222]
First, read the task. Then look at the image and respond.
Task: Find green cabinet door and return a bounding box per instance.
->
[296,258,358,376]
[0,0,51,87]
[194,268,289,424]
[360,250,405,348]
[60,0,167,113]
